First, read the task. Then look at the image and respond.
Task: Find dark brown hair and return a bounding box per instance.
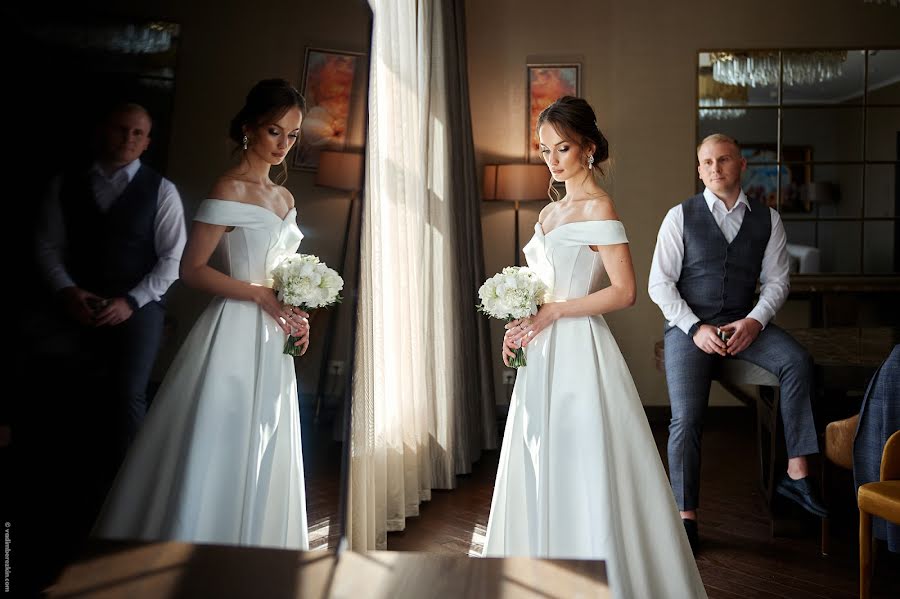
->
[536,96,610,199]
[229,79,306,184]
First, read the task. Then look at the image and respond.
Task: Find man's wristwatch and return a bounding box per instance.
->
[688,321,703,339]
[125,294,140,312]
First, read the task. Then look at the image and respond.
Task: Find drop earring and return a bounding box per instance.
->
[588,155,595,170]
[242,135,249,151]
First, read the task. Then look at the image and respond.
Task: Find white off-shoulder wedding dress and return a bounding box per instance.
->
[483,220,707,599]
[93,199,309,550]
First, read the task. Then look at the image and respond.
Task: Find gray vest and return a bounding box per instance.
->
[676,193,771,325]
[61,165,162,299]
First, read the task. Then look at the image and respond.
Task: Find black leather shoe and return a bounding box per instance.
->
[776,475,829,518]
[682,518,699,554]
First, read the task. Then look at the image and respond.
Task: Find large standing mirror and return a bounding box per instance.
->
[10,2,371,594]
[697,49,900,277]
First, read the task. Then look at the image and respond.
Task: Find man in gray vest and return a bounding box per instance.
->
[648,133,826,552]
[36,102,186,452]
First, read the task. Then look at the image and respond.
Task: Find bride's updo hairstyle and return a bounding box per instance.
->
[229,78,306,183]
[535,96,610,200]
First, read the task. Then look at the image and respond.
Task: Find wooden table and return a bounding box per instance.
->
[789,326,898,369]
[44,540,610,599]
[789,327,899,424]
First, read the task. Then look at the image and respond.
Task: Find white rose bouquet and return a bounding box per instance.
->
[477,266,547,368]
[271,254,344,356]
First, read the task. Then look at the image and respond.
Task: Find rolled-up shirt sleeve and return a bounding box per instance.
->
[648,205,700,335]
[127,179,187,307]
[746,208,790,328]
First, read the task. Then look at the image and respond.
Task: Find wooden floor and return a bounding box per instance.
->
[301,410,344,552]
[387,408,900,598]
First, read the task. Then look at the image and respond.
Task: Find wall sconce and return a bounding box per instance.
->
[483,164,550,266]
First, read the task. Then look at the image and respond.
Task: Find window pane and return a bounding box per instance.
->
[817,221,862,273]
[782,164,863,218]
[741,153,783,209]
[865,164,898,218]
[866,107,900,162]
[698,107,777,150]
[782,107,864,163]
[867,49,900,104]
[701,51,778,106]
[783,221,819,274]
[783,50,862,105]
[864,221,897,274]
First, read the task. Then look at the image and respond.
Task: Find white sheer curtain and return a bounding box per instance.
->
[348,0,496,550]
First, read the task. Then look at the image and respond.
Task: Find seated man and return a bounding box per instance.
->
[648,133,827,552]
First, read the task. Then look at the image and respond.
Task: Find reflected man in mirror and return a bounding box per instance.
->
[36,102,187,456]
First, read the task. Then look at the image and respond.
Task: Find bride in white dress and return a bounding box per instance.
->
[93,79,311,550]
[482,97,707,598]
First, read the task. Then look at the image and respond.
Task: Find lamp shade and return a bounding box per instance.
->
[483,164,549,201]
[316,151,363,191]
[800,182,835,204]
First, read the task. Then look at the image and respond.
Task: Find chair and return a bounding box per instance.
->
[820,414,859,556]
[858,429,900,599]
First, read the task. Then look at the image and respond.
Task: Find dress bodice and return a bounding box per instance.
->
[523,220,628,302]
[194,199,303,285]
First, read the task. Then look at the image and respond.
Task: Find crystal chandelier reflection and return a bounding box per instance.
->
[710,51,848,87]
[698,71,747,120]
[30,21,178,54]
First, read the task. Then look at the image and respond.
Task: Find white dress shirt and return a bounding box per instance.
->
[648,188,790,334]
[36,159,187,308]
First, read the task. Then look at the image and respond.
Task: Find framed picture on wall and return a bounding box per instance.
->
[741,145,813,212]
[526,63,580,163]
[293,47,364,171]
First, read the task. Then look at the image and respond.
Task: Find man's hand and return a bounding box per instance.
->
[692,324,727,356]
[94,297,135,327]
[719,318,762,355]
[60,286,105,326]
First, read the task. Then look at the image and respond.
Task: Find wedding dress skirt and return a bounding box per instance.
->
[483,221,707,598]
[93,199,309,550]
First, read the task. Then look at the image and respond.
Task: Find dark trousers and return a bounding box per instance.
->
[89,301,166,450]
[663,323,819,511]
[11,299,165,594]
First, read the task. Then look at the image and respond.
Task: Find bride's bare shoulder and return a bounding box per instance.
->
[581,194,619,222]
[208,176,245,201]
[538,201,559,224]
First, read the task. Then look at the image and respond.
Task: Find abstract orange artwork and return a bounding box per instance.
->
[527,64,580,163]
[294,48,363,170]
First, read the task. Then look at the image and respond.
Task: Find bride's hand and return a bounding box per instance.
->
[504,304,561,349]
[287,306,311,356]
[501,324,521,367]
[252,286,306,335]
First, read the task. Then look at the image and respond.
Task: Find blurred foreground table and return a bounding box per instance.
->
[45,539,609,599]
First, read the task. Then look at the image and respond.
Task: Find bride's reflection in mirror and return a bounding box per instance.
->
[11,2,371,594]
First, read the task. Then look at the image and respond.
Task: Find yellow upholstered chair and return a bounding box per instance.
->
[858,429,900,599]
[821,414,859,556]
